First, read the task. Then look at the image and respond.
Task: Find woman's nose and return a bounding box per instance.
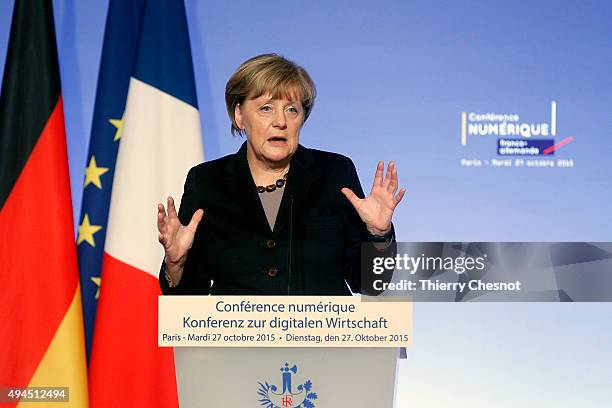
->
[272,110,287,128]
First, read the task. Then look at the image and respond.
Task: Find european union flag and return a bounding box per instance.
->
[77,0,145,360]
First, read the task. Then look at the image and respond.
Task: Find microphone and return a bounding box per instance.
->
[287,194,294,295]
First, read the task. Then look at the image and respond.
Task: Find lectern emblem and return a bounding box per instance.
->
[257,363,318,408]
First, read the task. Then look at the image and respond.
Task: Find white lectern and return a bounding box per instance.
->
[174,347,399,407]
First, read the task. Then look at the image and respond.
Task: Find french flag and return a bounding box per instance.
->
[88,0,204,406]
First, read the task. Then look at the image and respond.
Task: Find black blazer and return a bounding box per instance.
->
[160,142,394,295]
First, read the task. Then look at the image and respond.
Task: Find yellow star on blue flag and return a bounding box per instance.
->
[109,117,123,141]
[90,277,101,299]
[84,156,109,189]
[77,214,103,247]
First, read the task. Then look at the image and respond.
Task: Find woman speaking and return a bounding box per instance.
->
[157,54,405,295]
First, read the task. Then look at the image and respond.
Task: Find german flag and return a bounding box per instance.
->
[0,1,88,406]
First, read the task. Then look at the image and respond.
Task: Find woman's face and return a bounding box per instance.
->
[235,93,304,167]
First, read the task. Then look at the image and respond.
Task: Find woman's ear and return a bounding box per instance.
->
[234,103,243,130]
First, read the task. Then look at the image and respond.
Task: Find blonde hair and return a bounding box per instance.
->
[225,54,317,136]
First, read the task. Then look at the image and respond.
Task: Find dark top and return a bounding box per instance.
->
[159,142,394,296]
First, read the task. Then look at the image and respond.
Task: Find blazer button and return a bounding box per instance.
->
[267,267,278,277]
[266,239,276,249]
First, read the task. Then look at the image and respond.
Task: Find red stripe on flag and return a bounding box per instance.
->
[0,98,78,389]
[89,252,178,407]
[543,135,575,154]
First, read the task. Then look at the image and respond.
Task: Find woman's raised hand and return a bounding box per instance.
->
[157,196,204,283]
[341,161,406,236]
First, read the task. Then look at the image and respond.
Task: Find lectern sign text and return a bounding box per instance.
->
[158,296,412,347]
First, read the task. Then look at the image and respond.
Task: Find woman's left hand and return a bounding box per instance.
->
[341,161,406,236]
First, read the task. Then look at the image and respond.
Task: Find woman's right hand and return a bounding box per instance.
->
[157,196,204,285]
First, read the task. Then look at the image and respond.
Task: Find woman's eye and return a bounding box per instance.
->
[260,106,272,112]
[287,106,298,113]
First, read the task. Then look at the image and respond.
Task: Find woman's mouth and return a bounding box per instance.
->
[267,136,288,146]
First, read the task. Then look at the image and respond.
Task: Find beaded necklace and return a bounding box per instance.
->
[255,173,288,193]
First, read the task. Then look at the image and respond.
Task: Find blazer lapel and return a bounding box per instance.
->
[273,145,316,236]
[224,142,273,235]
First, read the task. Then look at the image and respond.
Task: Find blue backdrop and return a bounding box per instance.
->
[1,0,611,405]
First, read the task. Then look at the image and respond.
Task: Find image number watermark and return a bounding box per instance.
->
[0,387,69,402]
